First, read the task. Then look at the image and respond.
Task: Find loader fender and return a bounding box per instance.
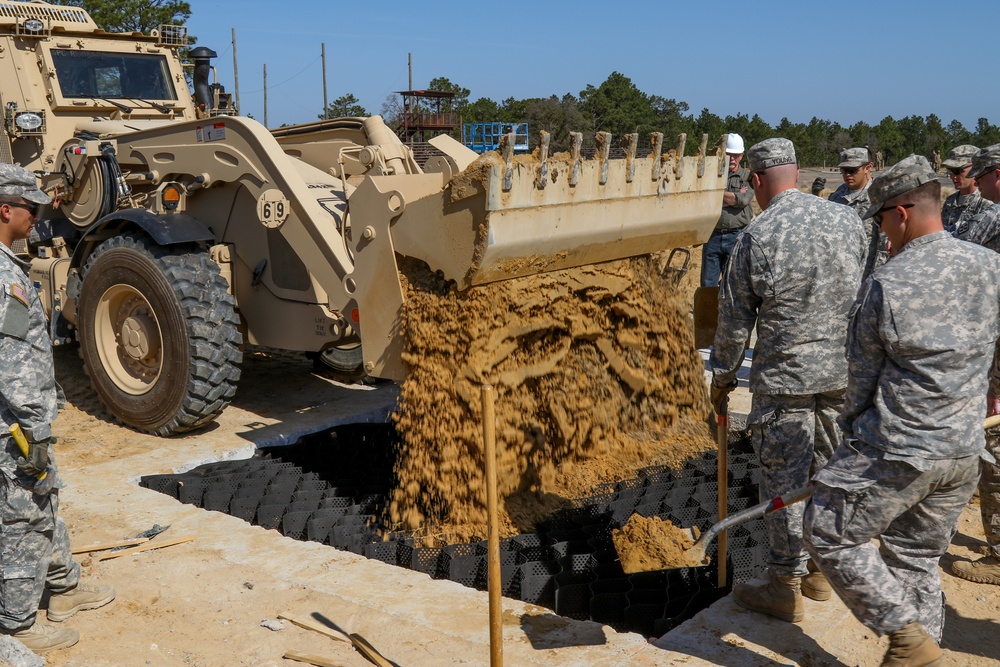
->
[70,209,216,273]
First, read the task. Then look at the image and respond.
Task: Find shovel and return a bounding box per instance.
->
[666,414,1000,570]
[682,485,813,568]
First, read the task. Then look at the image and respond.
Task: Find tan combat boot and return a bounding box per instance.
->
[881,622,943,667]
[9,622,79,653]
[732,571,804,623]
[802,559,833,601]
[47,582,116,622]
[951,555,1000,585]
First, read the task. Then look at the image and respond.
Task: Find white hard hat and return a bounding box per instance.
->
[726,133,745,155]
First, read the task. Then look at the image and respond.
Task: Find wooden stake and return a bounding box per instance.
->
[717,404,728,589]
[481,385,503,667]
[97,536,194,561]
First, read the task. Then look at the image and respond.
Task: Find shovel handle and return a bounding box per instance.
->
[693,485,814,559]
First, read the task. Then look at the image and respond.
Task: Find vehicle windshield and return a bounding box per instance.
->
[52,50,177,101]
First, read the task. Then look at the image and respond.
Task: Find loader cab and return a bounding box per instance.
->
[0,3,197,174]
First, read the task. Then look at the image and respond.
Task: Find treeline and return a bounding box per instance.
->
[375,72,1000,168]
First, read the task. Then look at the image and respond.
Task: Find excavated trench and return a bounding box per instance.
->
[143,254,770,637]
[140,421,766,638]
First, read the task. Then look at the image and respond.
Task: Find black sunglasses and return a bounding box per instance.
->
[873,203,914,227]
[947,166,969,176]
[4,201,39,217]
[840,166,862,175]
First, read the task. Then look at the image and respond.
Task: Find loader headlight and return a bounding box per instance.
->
[21,18,44,32]
[14,112,42,131]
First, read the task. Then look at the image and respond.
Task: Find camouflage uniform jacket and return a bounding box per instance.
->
[840,231,1000,460]
[711,188,867,394]
[955,201,1000,252]
[715,166,754,231]
[829,181,887,277]
[941,189,992,234]
[0,241,57,476]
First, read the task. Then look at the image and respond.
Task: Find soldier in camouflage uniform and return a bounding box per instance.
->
[956,144,1000,251]
[829,147,889,278]
[950,144,1000,587]
[709,138,867,623]
[804,155,1000,667]
[0,165,115,654]
[940,145,991,234]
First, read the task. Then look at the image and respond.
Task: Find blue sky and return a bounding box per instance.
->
[188,1,990,131]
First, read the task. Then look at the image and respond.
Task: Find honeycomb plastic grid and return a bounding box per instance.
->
[143,427,768,637]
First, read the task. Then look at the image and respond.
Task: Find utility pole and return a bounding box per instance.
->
[408,52,412,91]
[263,63,267,128]
[321,43,328,120]
[231,28,240,114]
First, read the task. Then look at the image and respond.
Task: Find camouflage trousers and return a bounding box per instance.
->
[980,432,1000,558]
[748,390,844,577]
[804,439,979,642]
[0,472,80,631]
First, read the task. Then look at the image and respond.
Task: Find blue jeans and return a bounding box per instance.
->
[700,228,739,287]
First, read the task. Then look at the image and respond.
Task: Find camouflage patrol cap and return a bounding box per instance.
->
[861,155,937,220]
[837,147,872,168]
[746,138,796,172]
[0,163,50,205]
[966,144,1000,180]
[941,145,979,169]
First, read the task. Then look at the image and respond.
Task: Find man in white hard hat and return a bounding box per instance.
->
[700,133,754,287]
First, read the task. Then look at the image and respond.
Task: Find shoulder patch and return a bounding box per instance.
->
[10,283,28,308]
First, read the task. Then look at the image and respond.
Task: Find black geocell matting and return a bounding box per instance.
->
[140,423,767,638]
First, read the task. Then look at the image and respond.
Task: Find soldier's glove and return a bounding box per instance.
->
[16,437,51,478]
[811,177,826,195]
[710,378,738,414]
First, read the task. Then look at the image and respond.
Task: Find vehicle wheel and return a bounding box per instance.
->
[308,343,366,383]
[77,232,243,435]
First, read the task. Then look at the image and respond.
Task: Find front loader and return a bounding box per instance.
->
[3,1,727,436]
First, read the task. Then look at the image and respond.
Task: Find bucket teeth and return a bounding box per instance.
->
[537,130,550,190]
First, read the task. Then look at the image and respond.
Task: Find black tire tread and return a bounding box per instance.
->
[80,232,242,436]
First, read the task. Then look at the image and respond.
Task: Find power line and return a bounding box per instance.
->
[241,54,321,94]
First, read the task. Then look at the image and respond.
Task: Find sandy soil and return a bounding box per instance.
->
[390,257,713,541]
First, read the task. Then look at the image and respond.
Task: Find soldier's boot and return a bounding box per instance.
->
[951,555,1000,585]
[881,622,943,667]
[47,582,116,622]
[802,559,833,602]
[732,572,804,623]
[7,622,79,653]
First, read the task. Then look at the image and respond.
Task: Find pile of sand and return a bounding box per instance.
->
[388,256,713,542]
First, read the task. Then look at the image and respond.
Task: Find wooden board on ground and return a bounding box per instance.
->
[277,612,349,642]
[96,536,194,561]
[282,650,343,667]
[72,537,149,554]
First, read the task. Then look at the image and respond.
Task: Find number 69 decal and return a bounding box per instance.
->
[257,189,290,228]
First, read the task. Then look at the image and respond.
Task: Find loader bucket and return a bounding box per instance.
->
[390,136,726,290]
[346,133,726,380]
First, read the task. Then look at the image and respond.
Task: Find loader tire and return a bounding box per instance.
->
[78,232,243,436]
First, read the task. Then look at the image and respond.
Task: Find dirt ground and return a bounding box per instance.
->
[31,338,1000,665]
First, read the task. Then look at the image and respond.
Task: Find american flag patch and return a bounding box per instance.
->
[10,283,28,307]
